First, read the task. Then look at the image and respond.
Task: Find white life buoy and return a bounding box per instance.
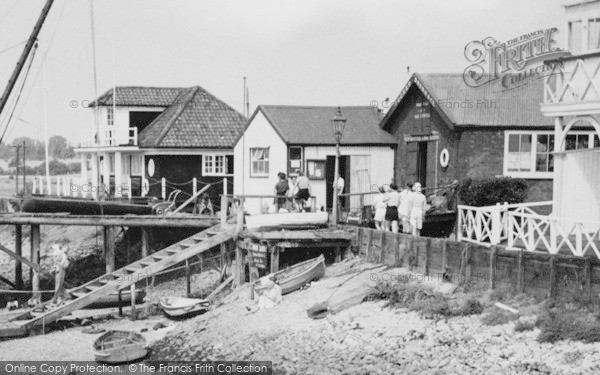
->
[147,158,155,177]
[142,179,150,196]
[440,148,449,168]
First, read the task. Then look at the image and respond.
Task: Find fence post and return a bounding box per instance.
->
[456,206,463,241]
[32,177,37,195]
[220,194,227,225]
[507,212,515,249]
[490,203,501,245]
[127,177,132,200]
[161,178,166,200]
[517,249,525,294]
[193,177,197,196]
[489,246,498,290]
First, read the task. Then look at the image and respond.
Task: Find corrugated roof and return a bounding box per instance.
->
[90,87,182,107]
[137,86,246,148]
[257,105,397,145]
[382,73,553,129]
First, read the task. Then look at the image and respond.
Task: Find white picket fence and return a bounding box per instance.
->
[457,201,600,259]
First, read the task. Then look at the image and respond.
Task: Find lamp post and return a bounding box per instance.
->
[331,107,346,225]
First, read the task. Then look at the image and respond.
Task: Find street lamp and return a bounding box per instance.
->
[331,106,346,225]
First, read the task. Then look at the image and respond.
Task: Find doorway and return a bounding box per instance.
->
[326,155,349,210]
[416,142,428,186]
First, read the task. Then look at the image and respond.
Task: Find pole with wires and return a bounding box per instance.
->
[89,0,101,200]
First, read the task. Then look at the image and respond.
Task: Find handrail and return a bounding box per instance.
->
[170,184,211,215]
[220,194,316,199]
[508,210,600,226]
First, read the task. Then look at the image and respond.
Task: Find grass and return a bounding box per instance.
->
[536,306,600,343]
[481,308,520,326]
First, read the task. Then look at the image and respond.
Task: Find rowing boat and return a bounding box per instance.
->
[245,211,328,231]
[92,330,148,363]
[254,254,326,295]
[159,296,210,318]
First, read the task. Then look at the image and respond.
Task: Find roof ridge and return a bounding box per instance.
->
[260,104,373,109]
[192,85,246,121]
[154,87,199,147]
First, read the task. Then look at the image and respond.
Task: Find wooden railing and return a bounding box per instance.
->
[80,126,138,147]
[544,56,600,105]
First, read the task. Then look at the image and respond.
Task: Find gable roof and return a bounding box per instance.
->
[381,73,553,130]
[240,105,397,146]
[89,87,182,107]
[137,86,246,148]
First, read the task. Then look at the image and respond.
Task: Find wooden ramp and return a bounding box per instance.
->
[10,223,235,330]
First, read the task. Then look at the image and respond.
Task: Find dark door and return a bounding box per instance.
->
[326,155,349,210]
[416,142,428,186]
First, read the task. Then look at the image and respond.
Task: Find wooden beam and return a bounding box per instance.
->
[15,225,22,289]
[0,214,219,228]
[30,224,40,301]
[141,228,149,258]
[207,275,234,301]
[185,259,191,297]
[104,226,115,273]
[517,249,525,294]
[0,243,39,272]
[271,246,280,273]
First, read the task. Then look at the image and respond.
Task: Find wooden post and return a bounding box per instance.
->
[141,228,149,258]
[118,289,123,317]
[366,229,373,261]
[359,194,364,223]
[271,246,280,273]
[15,225,23,289]
[104,226,115,273]
[424,239,431,277]
[185,259,191,297]
[221,194,227,225]
[441,242,448,279]
[334,245,342,263]
[379,231,385,263]
[549,255,557,298]
[355,227,362,254]
[393,233,400,266]
[130,284,136,321]
[465,245,472,281]
[235,243,245,286]
[584,258,592,303]
[517,249,525,294]
[489,246,498,290]
[30,224,40,301]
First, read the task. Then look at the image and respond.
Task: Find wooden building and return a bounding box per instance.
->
[380,73,600,202]
[73,86,245,203]
[233,105,396,214]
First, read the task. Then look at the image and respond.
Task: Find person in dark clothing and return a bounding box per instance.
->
[273,172,289,212]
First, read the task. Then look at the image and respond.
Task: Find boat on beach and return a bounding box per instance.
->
[254,254,326,295]
[92,330,148,363]
[14,196,153,216]
[159,296,210,318]
[245,211,329,231]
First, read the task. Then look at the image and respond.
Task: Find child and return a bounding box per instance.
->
[410,182,427,237]
[372,186,387,230]
[398,182,414,234]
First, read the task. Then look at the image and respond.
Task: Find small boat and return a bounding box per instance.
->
[92,330,148,363]
[159,296,210,318]
[254,254,326,295]
[15,196,152,216]
[245,211,329,231]
[83,289,146,309]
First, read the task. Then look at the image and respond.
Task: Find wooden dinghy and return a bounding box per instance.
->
[159,296,210,318]
[92,330,148,363]
[254,254,326,295]
[245,211,328,231]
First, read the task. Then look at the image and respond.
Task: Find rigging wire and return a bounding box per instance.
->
[0,40,27,57]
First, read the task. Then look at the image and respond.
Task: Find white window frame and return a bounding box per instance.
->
[504,130,600,179]
[567,14,600,54]
[107,107,114,126]
[250,147,269,178]
[203,154,233,176]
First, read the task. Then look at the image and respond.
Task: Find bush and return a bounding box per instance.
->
[537,308,600,343]
[458,177,528,206]
[481,308,520,326]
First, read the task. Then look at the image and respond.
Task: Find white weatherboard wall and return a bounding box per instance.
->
[234,111,287,214]
[553,148,600,231]
[304,146,395,209]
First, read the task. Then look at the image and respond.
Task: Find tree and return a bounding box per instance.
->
[48,135,75,159]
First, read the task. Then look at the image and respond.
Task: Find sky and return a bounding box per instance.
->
[0,0,565,144]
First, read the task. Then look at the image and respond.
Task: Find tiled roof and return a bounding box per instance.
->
[381,73,553,129]
[253,105,397,145]
[137,86,246,148]
[90,87,182,107]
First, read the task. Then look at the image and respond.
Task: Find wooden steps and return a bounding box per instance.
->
[10,223,235,330]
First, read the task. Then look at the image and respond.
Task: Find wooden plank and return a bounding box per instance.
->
[185,259,191,297]
[104,226,115,273]
[0,213,219,227]
[441,241,448,277]
[235,242,245,286]
[393,233,400,266]
[129,284,136,321]
[549,255,557,298]
[206,275,234,301]
[366,229,373,261]
[585,258,592,303]
[517,249,525,294]
[15,224,236,328]
[15,225,22,289]
[379,231,385,263]
[30,224,40,301]
[489,246,498,290]
[0,243,39,272]
[424,239,431,277]
[271,246,280,273]
[243,230,353,241]
[141,228,149,258]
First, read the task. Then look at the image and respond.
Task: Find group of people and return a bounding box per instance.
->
[372,182,427,236]
[271,170,313,213]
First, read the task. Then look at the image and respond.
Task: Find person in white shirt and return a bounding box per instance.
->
[295,170,311,211]
[398,182,414,234]
[410,182,427,237]
[372,186,387,230]
[336,176,345,218]
[50,244,70,305]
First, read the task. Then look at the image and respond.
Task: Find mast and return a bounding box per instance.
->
[0,0,54,122]
[88,0,101,200]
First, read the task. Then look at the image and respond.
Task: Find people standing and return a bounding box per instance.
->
[295,170,311,212]
[398,182,414,234]
[410,182,427,237]
[372,186,387,230]
[273,172,289,212]
[336,175,345,219]
[50,244,70,306]
[384,183,400,233]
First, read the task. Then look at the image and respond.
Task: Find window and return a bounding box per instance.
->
[569,20,583,54]
[203,154,232,176]
[250,148,269,177]
[107,107,114,126]
[306,160,326,180]
[288,146,303,176]
[589,18,600,50]
[565,133,589,150]
[507,133,535,172]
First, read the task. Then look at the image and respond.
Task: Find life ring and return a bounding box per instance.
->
[439,148,449,168]
[142,179,150,196]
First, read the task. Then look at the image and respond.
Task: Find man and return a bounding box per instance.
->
[50,244,70,305]
[336,176,345,218]
[295,170,311,211]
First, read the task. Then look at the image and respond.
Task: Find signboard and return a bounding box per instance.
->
[238,240,268,269]
[403,133,440,143]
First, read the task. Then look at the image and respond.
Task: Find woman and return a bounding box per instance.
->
[372,186,387,230]
[273,172,289,212]
[384,184,400,233]
[398,182,414,234]
[410,182,427,236]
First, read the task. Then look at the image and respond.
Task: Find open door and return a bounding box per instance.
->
[326,155,350,210]
[416,142,428,186]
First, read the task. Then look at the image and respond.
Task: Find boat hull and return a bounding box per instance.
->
[254,254,326,295]
[159,297,210,318]
[19,197,152,216]
[92,330,148,364]
[245,212,329,231]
